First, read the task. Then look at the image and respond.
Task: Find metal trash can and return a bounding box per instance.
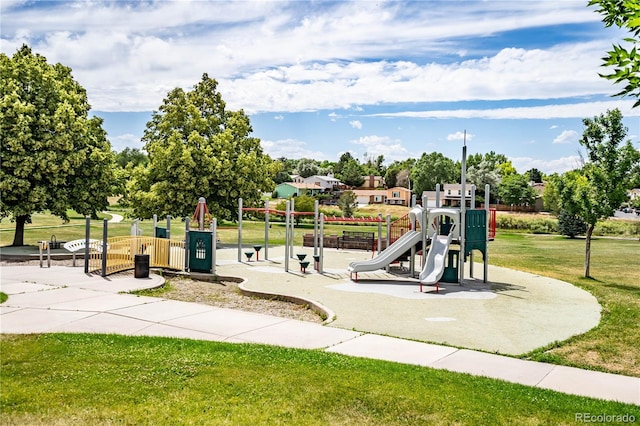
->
[134,254,150,278]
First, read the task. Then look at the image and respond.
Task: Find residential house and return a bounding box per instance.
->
[352,189,387,206]
[357,175,385,189]
[628,188,640,201]
[273,182,324,199]
[303,174,342,191]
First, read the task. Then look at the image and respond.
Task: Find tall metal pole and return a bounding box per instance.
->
[377,214,383,254]
[211,219,217,275]
[435,183,441,208]
[264,198,269,261]
[313,200,319,256]
[459,132,467,284]
[153,214,158,237]
[101,218,108,277]
[319,213,324,274]
[237,197,243,262]
[166,215,171,240]
[485,183,490,283]
[289,198,295,259]
[84,216,90,273]
[285,201,290,272]
[185,217,190,271]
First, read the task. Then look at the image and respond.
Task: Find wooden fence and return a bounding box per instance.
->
[89,236,185,276]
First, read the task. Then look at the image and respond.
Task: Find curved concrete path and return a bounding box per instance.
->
[0,264,638,405]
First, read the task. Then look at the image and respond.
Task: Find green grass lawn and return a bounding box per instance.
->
[491,233,640,376]
[1,334,637,425]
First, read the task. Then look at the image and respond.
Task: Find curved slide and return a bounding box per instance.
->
[419,232,454,291]
[348,230,423,276]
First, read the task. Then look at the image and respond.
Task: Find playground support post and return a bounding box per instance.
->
[84,216,90,273]
[185,217,190,271]
[385,215,391,272]
[237,198,243,262]
[166,215,171,239]
[264,199,269,261]
[422,194,429,268]
[153,214,157,236]
[484,183,490,283]
[285,200,290,272]
[211,218,217,275]
[289,198,295,259]
[435,183,441,208]
[101,218,108,277]
[314,200,319,256]
[459,137,467,284]
[319,213,324,274]
[470,185,476,278]
[377,214,383,253]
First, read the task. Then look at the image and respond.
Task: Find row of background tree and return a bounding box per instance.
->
[116,143,639,211]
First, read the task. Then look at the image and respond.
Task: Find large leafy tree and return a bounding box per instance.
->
[127,74,276,220]
[0,45,115,246]
[339,159,365,187]
[410,152,457,195]
[561,109,639,277]
[589,0,640,107]
[498,173,537,207]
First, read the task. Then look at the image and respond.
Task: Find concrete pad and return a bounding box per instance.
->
[538,365,640,405]
[2,287,107,308]
[328,280,497,300]
[47,312,153,334]
[132,323,227,342]
[0,308,95,333]
[430,349,555,387]
[0,282,61,295]
[163,308,287,337]
[235,320,361,349]
[326,334,458,366]
[111,299,217,322]
[47,293,155,312]
[0,307,21,315]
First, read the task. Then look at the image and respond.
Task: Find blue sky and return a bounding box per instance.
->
[1,0,638,174]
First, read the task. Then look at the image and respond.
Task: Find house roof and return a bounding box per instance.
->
[278,182,322,190]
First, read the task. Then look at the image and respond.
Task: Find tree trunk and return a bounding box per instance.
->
[584,223,595,278]
[12,214,28,246]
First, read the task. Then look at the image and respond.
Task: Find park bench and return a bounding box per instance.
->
[340,231,375,251]
[63,239,101,266]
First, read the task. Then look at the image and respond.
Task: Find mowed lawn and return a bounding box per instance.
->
[490,233,640,376]
[1,334,638,425]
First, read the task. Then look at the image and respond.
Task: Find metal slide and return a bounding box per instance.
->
[347,230,423,275]
[419,232,454,284]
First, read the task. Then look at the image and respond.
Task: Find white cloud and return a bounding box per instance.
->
[260,138,328,160]
[553,130,579,144]
[370,100,640,120]
[447,131,475,141]
[351,135,412,163]
[274,115,284,121]
[349,120,362,129]
[510,155,584,175]
[549,125,559,129]
[0,1,615,113]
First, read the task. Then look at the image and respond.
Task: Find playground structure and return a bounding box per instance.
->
[348,142,493,291]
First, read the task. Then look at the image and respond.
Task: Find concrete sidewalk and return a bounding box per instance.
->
[0,264,638,406]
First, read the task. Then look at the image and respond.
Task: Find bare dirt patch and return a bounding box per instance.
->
[154,276,324,323]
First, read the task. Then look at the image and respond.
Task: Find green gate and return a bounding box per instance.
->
[188,230,213,273]
[155,227,167,238]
